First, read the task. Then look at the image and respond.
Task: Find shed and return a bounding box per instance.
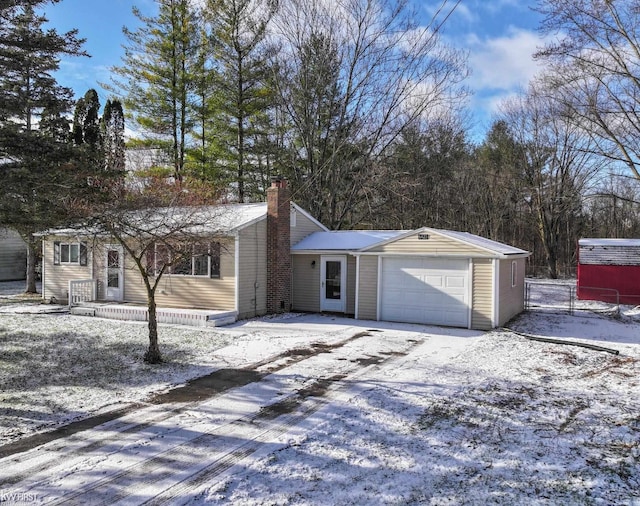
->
[0,228,27,281]
[291,227,530,330]
[577,238,640,305]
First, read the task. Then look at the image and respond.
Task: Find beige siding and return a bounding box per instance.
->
[292,254,320,312]
[237,220,267,319]
[0,228,26,281]
[290,207,325,246]
[346,256,356,314]
[42,237,93,302]
[370,231,494,257]
[357,256,378,320]
[471,258,494,330]
[123,238,236,311]
[498,257,526,326]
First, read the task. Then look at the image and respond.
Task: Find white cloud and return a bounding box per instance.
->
[467,27,545,92]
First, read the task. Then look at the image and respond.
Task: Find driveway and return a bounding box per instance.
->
[0,317,477,504]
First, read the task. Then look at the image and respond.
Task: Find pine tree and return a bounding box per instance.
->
[107,0,201,184]
[205,0,277,202]
[0,2,87,293]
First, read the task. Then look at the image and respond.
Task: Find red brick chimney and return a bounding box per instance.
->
[266,176,291,313]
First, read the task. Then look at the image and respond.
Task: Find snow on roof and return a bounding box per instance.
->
[579,238,640,247]
[292,230,405,251]
[438,229,529,256]
[39,202,269,237]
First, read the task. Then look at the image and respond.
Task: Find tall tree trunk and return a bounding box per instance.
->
[144,296,162,363]
[25,236,38,293]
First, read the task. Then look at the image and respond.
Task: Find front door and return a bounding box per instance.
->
[105,244,124,301]
[320,256,346,312]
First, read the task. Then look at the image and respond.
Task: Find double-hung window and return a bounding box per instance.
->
[153,242,220,278]
[53,241,88,266]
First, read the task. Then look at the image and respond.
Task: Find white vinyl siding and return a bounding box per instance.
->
[498,257,526,326]
[237,220,267,319]
[292,254,321,312]
[471,258,493,330]
[357,256,378,320]
[42,238,93,302]
[124,238,236,310]
[370,231,494,256]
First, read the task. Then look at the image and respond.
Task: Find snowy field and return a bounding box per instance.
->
[0,279,639,504]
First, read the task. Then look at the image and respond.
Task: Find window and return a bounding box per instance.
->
[511,260,517,288]
[152,242,220,278]
[54,241,87,266]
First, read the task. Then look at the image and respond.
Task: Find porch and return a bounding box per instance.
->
[67,278,237,327]
[69,302,238,327]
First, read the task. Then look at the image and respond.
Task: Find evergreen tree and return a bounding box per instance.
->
[102,98,126,174]
[107,0,201,183]
[0,2,87,293]
[205,0,277,202]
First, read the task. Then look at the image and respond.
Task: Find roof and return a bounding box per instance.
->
[293,227,529,257]
[38,202,270,238]
[437,229,529,256]
[579,238,640,247]
[292,230,405,251]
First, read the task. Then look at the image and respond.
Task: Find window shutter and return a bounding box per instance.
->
[210,242,221,278]
[80,242,88,266]
[53,241,60,265]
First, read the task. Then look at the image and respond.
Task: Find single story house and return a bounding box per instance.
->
[39,179,529,330]
[577,238,640,305]
[0,227,27,281]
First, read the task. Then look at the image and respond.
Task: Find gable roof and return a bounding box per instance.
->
[293,227,529,258]
[37,201,325,238]
[435,229,529,256]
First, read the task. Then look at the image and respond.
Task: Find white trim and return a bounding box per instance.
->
[468,258,474,330]
[376,256,383,321]
[104,244,124,302]
[355,254,360,319]
[320,255,347,312]
[344,251,531,259]
[41,239,46,301]
[234,235,240,312]
[492,258,499,328]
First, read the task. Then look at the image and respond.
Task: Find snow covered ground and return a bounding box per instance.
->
[0,279,639,504]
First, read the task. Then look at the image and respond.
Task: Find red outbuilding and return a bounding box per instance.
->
[577,238,640,305]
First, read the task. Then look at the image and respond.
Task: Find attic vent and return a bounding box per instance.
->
[418,233,430,240]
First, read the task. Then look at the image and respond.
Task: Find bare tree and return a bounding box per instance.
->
[500,80,607,277]
[80,180,225,363]
[535,0,640,180]
[270,0,468,229]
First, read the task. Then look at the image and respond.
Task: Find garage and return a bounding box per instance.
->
[292,226,529,330]
[380,257,469,327]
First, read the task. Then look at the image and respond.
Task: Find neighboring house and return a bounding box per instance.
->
[39,179,529,330]
[0,227,27,281]
[577,238,640,305]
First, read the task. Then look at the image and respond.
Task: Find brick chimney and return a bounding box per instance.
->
[266,176,291,313]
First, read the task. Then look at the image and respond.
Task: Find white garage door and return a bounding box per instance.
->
[381,257,469,327]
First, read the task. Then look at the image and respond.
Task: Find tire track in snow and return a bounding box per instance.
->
[0,330,366,484]
[2,332,423,504]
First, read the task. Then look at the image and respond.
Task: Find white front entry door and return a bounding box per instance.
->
[105,244,124,301]
[320,256,347,312]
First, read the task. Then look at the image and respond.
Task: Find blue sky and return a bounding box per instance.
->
[44,0,545,142]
